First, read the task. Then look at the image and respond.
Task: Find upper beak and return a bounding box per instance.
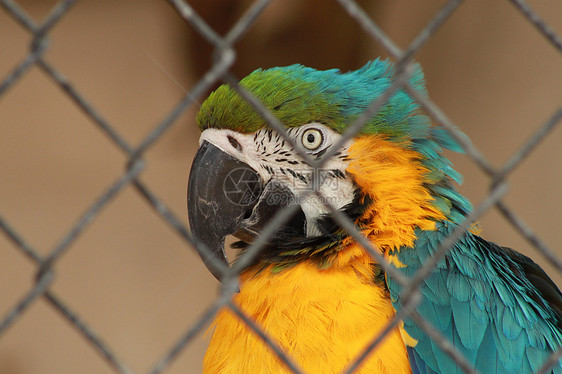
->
[187,141,262,282]
[187,140,306,282]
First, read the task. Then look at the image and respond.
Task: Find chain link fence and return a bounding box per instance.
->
[1,0,561,373]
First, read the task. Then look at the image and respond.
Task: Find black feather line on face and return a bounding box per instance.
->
[232,189,373,269]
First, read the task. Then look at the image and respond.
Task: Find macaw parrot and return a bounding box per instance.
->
[187,60,562,373]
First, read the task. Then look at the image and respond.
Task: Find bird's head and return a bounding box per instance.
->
[187,60,471,281]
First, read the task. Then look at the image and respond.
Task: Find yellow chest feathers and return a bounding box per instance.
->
[203,261,411,373]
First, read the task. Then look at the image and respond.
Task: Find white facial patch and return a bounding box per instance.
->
[199,124,356,237]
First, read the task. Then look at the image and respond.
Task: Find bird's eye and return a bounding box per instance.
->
[301,128,324,150]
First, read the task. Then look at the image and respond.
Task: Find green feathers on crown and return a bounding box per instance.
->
[197,59,472,222]
[198,59,428,139]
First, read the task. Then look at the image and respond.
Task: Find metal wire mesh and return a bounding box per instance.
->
[0,0,561,373]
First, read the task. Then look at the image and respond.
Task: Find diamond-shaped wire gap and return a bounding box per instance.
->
[320,197,408,286]
[1,1,135,155]
[130,48,234,161]
[356,0,556,178]
[44,292,134,374]
[402,1,561,173]
[43,0,189,150]
[493,107,562,184]
[450,105,562,283]
[189,1,391,78]
[334,0,493,173]
[0,68,131,257]
[405,85,496,178]
[1,295,132,374]
[221,0,275,45]
[176,0,393,86]
[171,0,273,46]
[133,0,277,160]
[334,0,467,63]
[508,0,562,52]
[407,87,561,255]
[47,179,207,373]
[37,59,133,154]
[40,159,143,275]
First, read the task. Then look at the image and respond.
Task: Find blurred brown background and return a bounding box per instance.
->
[1,0,561,373]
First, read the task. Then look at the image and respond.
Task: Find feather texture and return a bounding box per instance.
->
[387,222,562,374]
[204,261,411,373]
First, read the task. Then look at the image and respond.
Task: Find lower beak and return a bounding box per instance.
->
[187,140,306,282]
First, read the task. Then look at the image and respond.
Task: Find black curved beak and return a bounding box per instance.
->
[187,140,306,282]
[187,141,263,282]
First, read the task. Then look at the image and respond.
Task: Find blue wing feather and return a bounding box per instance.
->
[387,221,562,374]
[474,324,503,373]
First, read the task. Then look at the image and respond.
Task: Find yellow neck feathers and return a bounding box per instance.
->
[203,136,440,373]
[204,262,411,373]
[346,135,445,253]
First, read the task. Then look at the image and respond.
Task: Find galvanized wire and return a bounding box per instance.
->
[1,0,561,373]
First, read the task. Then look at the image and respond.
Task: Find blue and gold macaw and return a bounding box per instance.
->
[187,60,562,373]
